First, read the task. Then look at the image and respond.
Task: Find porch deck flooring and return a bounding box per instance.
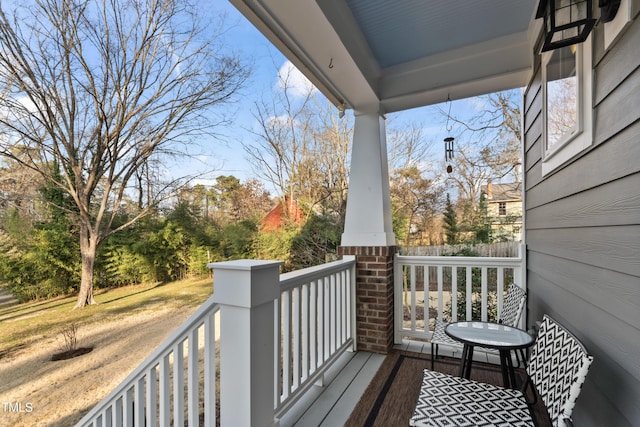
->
[279,351,386,427]
[282,340,527,427]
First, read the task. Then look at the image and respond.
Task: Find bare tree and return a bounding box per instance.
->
[387,123,443,246]
[387,123,434,173]
[304,96,352,216]
[245,65,351,217]
[0,0,248,307]
[439,91,522,186]
[547,78,577,147]
[437,91,522,240]
[245,64,314,200]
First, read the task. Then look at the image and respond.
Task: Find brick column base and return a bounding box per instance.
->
[338,245,397,354]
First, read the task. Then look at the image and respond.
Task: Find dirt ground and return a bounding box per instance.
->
[0,304,198,427]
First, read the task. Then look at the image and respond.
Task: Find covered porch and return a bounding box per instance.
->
[219,1,639,425]
[77,0,640,425]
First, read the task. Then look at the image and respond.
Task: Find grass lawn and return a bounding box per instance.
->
[0,276,213,359]
[0,276,214,426]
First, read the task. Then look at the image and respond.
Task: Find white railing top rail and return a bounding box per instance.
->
[279,257,356,291]
[75,295,219,426]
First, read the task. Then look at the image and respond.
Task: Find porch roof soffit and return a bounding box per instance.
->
[229,0,539,114]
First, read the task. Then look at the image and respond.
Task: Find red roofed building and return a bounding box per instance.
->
[258,196,304,232]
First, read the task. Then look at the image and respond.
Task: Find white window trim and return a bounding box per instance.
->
[541,35,594,176]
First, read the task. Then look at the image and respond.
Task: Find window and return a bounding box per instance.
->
[498,202,507,216]
[541,35,593,175]
[546,45,578,149]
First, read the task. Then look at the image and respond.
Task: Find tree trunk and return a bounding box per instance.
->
[75,225,98,308]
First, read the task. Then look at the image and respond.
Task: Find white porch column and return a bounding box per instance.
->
[342,111,395,246]
[210,260,282,427]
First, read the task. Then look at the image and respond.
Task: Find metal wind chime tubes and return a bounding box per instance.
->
[444,137,454,173]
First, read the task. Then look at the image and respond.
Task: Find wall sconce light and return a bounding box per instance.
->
[536,0,596,52]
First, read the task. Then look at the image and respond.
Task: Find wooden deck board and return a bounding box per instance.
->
[318,352,386,427]
[278,351,384,427]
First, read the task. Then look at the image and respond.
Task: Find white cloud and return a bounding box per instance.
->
[267,114,295,128]
[468,96,489,112]
[276,60,318,98]
[0,95,39,122]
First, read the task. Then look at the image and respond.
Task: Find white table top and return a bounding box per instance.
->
[445,321,534,350]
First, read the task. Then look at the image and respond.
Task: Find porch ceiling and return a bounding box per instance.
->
[229,0,539,113]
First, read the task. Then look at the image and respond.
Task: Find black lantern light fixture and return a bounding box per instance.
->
[536,0,596,52]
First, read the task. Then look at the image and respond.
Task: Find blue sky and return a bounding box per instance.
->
[175,1,489,192]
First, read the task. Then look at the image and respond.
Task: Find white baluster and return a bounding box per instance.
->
[173,343,185,427]
[146,366,157,426]
[159,355,170,427]
[204,313,216,427]
[188,328,199,426]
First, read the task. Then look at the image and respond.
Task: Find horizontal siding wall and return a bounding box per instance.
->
[523,11,640,427]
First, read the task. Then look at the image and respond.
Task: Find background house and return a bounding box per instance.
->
[481,180,523,241]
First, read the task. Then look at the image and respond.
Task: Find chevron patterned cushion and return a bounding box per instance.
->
[409,369,534,427]
[526,315,594,427]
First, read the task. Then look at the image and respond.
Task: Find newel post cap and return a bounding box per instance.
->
[209,259,282,308]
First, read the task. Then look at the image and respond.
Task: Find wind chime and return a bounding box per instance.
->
[444,137,454,173]
[444,97,454,174]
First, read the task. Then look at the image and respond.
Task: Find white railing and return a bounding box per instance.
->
[394,243,526,343]
[76,257,356,427]
[275,257,356,416]
[76,296,220,427]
